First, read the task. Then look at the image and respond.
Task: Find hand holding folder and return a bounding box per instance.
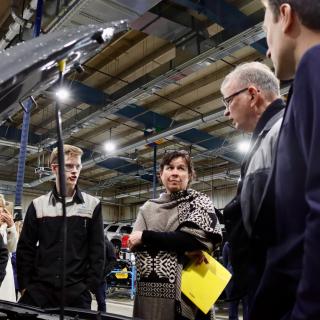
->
[181,251,232,314]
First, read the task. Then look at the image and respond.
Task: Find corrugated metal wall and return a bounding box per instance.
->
[210,186,237,210]
[4,184,237,223]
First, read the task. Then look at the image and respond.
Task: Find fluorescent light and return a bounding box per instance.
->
[104,141,116,152]
[55,87,70,100]
[237,140,250,153]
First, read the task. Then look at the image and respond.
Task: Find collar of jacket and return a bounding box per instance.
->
[49,185,84,206]
[252,98,285,141]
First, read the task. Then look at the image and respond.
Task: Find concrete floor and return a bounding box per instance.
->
[92,290,244,319]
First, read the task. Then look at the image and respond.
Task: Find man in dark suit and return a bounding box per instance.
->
[250,1,320,319]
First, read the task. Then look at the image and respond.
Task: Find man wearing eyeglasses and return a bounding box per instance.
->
[221,62,285,315]
[16,144,105,309]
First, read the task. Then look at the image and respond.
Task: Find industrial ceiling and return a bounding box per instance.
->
[0,0,283,205]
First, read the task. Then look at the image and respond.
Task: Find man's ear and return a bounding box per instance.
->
[51,164,57,175]
[279,3,294,33]
[248,86,259,104]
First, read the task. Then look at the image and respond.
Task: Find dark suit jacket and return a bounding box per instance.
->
[251,44,320,320]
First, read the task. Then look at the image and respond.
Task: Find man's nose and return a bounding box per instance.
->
[224,108,230,117]
[171,168,179,175]
[266,48,271,59]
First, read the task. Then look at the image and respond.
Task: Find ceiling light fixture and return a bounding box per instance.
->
[102,27,115,40]
[104,141,116,152]
[104,128,116,152]
[55,87,70,101]
[237,140,250,153]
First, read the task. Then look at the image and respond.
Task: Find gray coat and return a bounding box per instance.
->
[241,106,284,237]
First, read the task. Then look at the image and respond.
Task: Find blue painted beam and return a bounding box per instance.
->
[174,0,252,30]
[172,0,267,54]
[175,128,224,150]
[115,104,240,164]
[44,85,238,165]
[98,157,144,174]
[253,38,268,55]
[51,80,112,107]
[175,129,242,163]
[0,125,42,145]
[115,104,172,130]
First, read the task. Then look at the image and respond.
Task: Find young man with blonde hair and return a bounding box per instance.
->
[250,1,320,319]
[17,144,105,309]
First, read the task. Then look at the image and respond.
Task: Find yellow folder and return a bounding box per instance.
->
[181,251,232,314]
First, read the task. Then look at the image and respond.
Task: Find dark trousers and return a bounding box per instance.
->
[228,295,249,320]
[94,282,107,312]
[19,287,92,309]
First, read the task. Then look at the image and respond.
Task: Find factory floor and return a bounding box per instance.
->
[92,289,244,319]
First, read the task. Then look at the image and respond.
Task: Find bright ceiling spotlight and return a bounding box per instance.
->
[102,27,115,39]
[104,141,116,152]
[237,140,250,153]
[55,87,70,101]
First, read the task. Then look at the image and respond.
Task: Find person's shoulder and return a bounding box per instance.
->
[303,44,320,59]
[81,192,100,207]
[32,192,50,206]
[140,199,154,211]
[298,44,320,72]
[142,192,169,207]
[81,191,99,201]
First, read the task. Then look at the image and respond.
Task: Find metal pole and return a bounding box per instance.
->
[33,0,43,37]
[56,60,67,320]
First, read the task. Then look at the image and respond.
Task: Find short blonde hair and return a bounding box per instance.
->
[0,194,5,208]
[0,194,13,216]
[50,144,83,165]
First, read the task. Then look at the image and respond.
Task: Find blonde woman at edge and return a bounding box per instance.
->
[0,195,18,301]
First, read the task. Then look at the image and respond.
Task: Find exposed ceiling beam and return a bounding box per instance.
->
[34,21,265,149]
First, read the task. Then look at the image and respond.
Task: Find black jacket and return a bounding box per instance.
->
[252,45,320,320]
[104,237,116,276]
[17,186,105,302]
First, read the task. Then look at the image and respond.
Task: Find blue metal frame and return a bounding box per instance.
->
[107,265,136,300]
[14,0,44,221]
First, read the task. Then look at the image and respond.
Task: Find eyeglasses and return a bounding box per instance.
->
[52,163,82,172]
[222,88,248,109]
